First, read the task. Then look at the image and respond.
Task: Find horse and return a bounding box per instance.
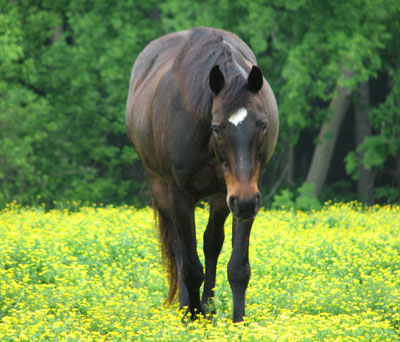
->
[126,27,279,323]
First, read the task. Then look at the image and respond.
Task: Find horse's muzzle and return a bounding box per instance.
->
[228,192,261,221]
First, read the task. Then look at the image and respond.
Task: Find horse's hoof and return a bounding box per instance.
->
[181,306,205,323]
[202,300,216,319]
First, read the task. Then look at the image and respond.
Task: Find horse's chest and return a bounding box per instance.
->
[170,154,224,199]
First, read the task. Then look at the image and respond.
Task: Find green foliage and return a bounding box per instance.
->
[272,183,322,211]
[375,187,400,204]
[296,183,322,211]
[345,134,391,177]
[345,68,400,182]
[358,135,390,170]
[344,7,400,186]
[344,151,359,180]
[289,0,391,127]
[0,1,161,207]
[271,189,295,210]
[0,0,399,207]
[363,69,400,166]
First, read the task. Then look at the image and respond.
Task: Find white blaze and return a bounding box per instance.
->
[228,108,248,126]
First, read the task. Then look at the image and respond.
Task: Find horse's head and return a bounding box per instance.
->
[209,65,276,221]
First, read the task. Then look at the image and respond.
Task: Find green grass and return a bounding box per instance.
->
[0,203,399,341]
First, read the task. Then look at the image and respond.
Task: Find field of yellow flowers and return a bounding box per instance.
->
[0,202,399,341]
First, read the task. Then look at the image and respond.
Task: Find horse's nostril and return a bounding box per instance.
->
[255,192,261,206]
[228,195,239,212]
[228,193,261,220]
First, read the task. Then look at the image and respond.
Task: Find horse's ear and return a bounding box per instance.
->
[209,65,225,95]
[247,66,263,93]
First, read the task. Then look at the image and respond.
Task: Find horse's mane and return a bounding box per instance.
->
[174,27,252,119]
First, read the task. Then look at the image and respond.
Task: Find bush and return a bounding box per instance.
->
[272,183,322,211]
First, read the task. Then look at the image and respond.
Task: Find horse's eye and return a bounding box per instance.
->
[211,125,222,138]
[259,121,267,135]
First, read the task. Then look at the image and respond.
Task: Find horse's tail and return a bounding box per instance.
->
[154,205,178,305]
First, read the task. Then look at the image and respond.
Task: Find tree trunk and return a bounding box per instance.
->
[264,141,294,202]
[354,81,375,205]
[306,73,353,196]
[280,140,295,187]
[51,26,63,43]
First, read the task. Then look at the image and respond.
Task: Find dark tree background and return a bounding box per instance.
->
[1,0,399,208]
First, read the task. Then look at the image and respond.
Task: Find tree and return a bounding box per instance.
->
[305,70,353,197]
[0,2,58,206]
[344,6,400,203]
[243,0,397,203]
[1,0,399,207]
[0,1,162,207]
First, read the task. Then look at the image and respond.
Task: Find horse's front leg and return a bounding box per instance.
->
[201,193,230,314]
[169,186,204,320]
[228,218,253,323]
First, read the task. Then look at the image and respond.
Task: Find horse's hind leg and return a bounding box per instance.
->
[201,193,229,313]
[150,177,189,308]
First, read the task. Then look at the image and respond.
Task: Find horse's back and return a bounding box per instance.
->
[129,30,190,95]
[126,28,253,150]
[128,28,256,98]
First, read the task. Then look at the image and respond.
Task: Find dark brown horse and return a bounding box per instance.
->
[126,27,279,322]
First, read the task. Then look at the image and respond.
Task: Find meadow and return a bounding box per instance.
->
[0,202,399,341]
